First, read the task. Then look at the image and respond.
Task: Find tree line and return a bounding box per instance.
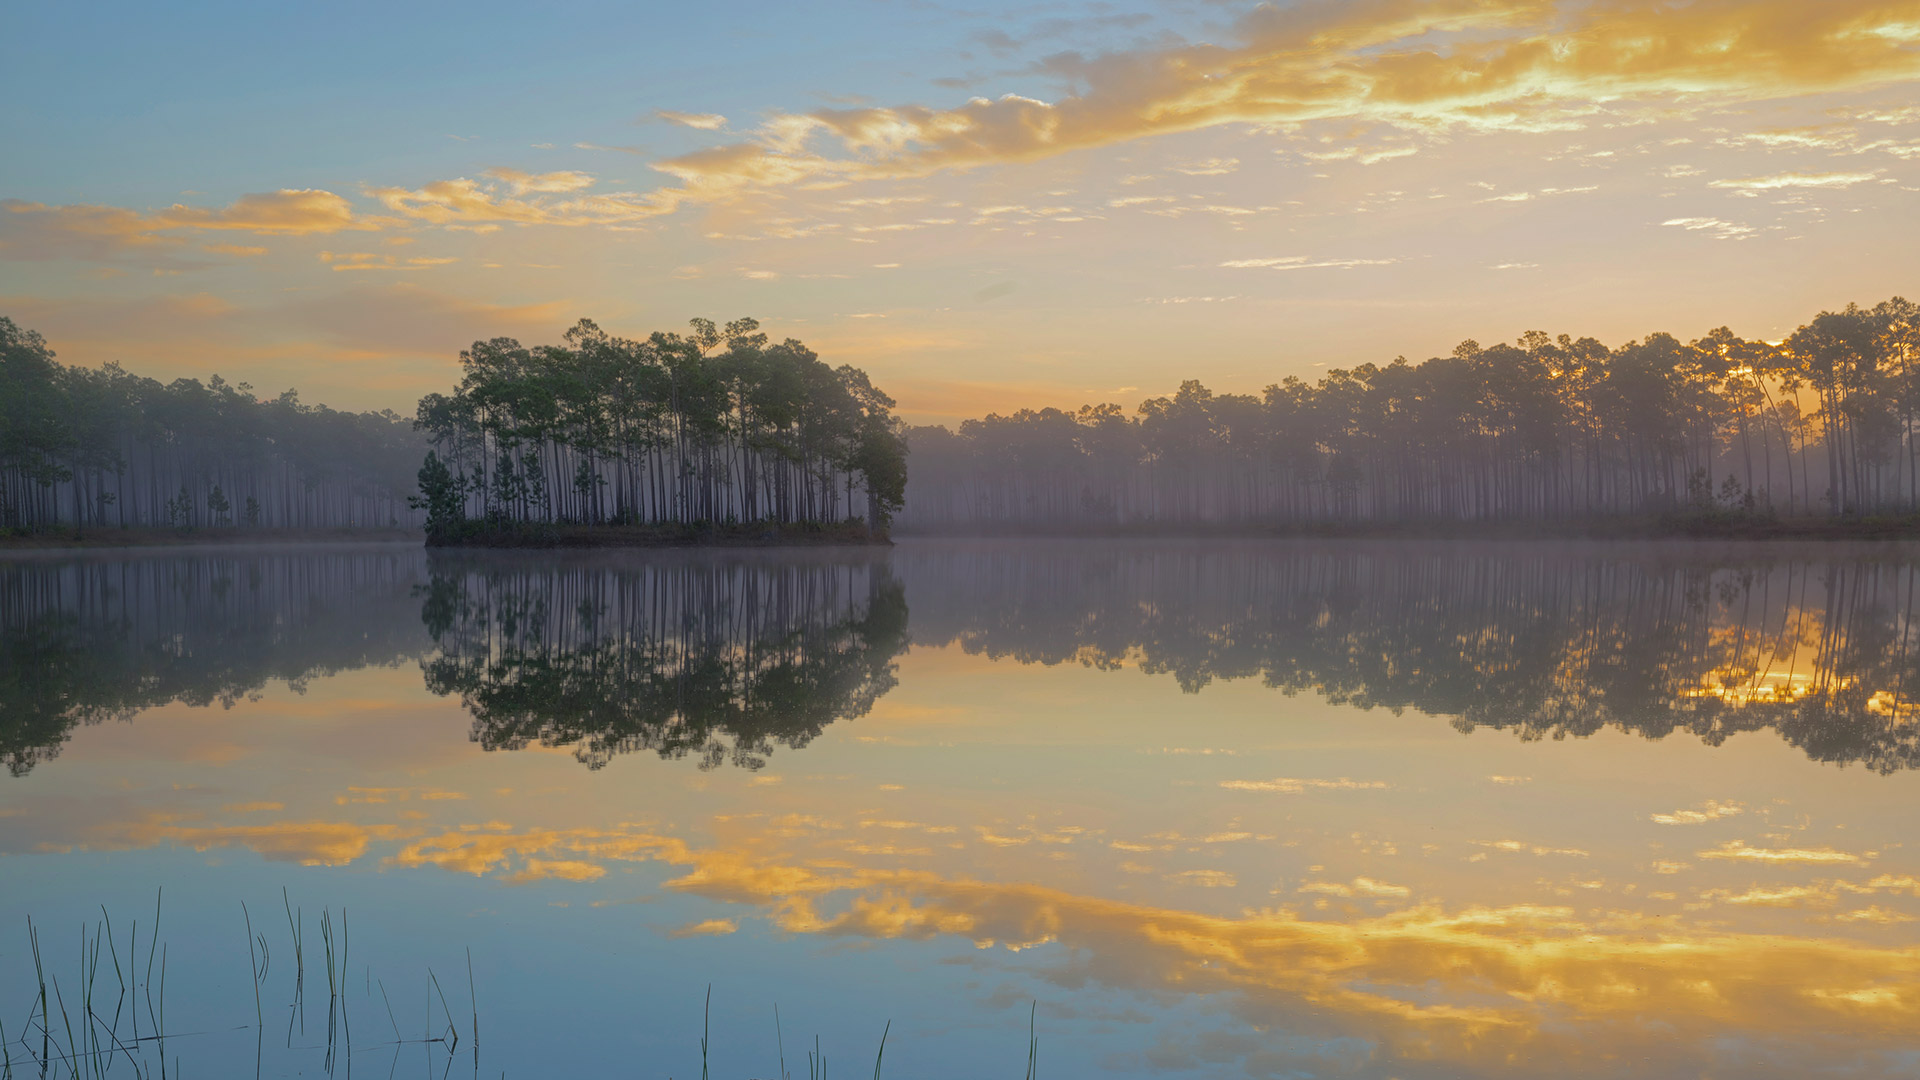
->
[899,298,1919,528]
[410,317,909,540]
[1,316,426,532]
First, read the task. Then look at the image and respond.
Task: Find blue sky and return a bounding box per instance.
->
[6,0,1920,419]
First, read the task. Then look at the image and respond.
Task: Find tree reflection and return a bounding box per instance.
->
[0,550,429,775]
[899,542,1920,772]
[6,543,1918,777]
[417,553,908,769]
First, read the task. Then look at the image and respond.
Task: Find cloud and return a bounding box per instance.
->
[1474,185,1598,204]
[17,2,1920,249]
[135,813,1918,1077]
[366,173,674,230]
[1698,841,1872,865]
[1708,170,1884,189]
[317,250,458,272]
[1662,216,1756,239]
[1296,144,1420,164]
[608,0,1920,214]
[1171,157,1240,175]
[1,189,376,260]
[1219,776,1388,792]
[671,917,739,937]
[483,168,598,194]
[1167,869,1239,887]
[656,110,729,130]
[1298,877,1411,898]
[1650,800,1745,825]
[1218,256,1399,270]
[86,814,399,866]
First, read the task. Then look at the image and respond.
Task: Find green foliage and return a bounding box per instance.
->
[414,316,906,538]
[206,484,231,526]
[409,451,466,542]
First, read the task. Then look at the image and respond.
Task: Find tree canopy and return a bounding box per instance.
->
[411,316,908,540]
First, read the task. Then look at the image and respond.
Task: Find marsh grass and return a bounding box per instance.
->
[6,890,470,1080]
[7,896,1040,1078]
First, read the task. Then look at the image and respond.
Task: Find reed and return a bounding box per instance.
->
[8,898,1063,1079]
[774,1003,789,1080]
[1025,1001,1038,1080]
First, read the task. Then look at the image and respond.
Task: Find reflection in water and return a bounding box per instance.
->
[0,547,427,775]
[899,543,1920,772]
[417,553,909,769]
[391,821,1920,1077]
[4,542,1920,1077]
[5,543,1920,775]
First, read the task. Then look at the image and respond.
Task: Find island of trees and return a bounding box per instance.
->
[900,297,1920,533]
[410,317,908,546]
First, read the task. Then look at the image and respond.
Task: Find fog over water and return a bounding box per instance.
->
[3,540,1919,1077]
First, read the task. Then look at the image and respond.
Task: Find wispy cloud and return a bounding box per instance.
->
[655,110,728,130]
[1662,216,1757,240]
[1219,776,1387,792]
[1708,170,1883,190]
[2,189,378,259]
[1219,256,1399,270]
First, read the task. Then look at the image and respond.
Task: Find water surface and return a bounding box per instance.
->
[4,540,1918,1078]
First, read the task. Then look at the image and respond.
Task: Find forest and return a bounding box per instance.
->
[12,297,1920,539]
[1,316,426,532]
[410,317,909,542]
[1,312,909,543]
[899,297,1920,529]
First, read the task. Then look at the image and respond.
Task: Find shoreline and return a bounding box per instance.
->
[891,515,1920,542]
[10,515,1920,550]
[0,526,425,552]
[425,520,893,549]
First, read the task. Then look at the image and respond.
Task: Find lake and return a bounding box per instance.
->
[3,540,1918,1079]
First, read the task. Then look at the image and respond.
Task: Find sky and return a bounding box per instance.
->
[4,0,1920,425]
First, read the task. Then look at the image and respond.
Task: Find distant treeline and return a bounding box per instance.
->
[901,298,1919,528]
[1,317,427,532]
[410,317,908,541]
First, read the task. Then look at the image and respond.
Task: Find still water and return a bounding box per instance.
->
[3,540,1919,1078]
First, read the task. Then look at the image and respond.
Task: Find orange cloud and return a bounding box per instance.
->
[83,815,401,866]
[365,173,675,230]
[613,0,1920,213]
[2,189,379,261]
